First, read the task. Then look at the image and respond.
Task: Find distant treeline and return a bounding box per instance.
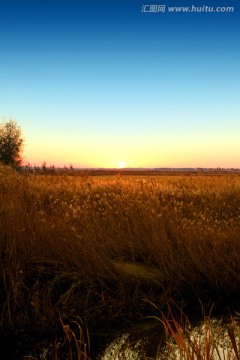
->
[21,163,240,176]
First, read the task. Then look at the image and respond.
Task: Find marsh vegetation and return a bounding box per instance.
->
[0,166,240,358]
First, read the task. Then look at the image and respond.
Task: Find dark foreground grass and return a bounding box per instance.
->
[0,165,240,357]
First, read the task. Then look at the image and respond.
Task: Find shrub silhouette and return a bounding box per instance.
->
[0,119,24,168]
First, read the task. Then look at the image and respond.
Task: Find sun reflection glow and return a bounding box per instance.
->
[118,161,125,168]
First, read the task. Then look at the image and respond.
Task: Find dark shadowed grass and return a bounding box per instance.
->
[0,165,240,357]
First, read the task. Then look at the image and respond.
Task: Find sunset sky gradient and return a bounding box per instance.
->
[0,0,239,168]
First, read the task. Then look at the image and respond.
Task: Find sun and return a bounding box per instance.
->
[118,161,125,168]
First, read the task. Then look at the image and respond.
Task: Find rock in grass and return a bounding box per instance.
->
[111,261,162,286]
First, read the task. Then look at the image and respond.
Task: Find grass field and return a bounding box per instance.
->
[0,165,240,358]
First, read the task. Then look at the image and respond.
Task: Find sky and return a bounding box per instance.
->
[0,0,239,168]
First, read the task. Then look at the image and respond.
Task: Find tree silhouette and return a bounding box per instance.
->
[0,119,24,167]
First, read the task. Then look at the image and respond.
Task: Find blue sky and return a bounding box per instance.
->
[0,0,239,168]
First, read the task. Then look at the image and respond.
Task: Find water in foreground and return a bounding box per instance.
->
[3,315,240,359]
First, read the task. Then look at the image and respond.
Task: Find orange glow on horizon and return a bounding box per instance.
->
[23,130,240,169]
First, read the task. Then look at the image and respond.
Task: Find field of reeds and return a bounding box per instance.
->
[0,165,240,358]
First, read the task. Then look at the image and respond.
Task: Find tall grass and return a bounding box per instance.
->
[160,307,240,360]
[0,165,240,356]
